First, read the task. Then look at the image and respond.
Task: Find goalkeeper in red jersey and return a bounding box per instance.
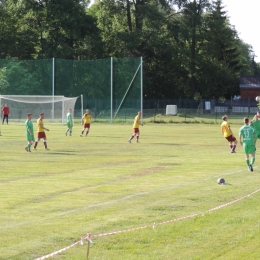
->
[128,111,143,143]
[2,104,10,124]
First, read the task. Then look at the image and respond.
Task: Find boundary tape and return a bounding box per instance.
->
[35,187,260,260]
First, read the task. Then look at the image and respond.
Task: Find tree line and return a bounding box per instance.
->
[0,0,259,99]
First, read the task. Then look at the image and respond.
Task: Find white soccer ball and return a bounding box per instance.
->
[217,178,225,184]
[256,96,260,102]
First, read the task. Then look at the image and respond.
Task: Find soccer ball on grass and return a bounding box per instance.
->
[217,178,225,184]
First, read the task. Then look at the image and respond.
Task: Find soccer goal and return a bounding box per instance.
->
[0,95,80,124]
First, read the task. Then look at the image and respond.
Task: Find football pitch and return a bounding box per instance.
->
[1,122,260,260]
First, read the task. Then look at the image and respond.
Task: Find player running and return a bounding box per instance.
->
[128,111,143,143]
[65,109,73,136]
[25,113,35,152]
[239,117,256,172]
[221,115,237,153]
[33,113,50,150]
[251,111,260,144]
[80,109,91,137]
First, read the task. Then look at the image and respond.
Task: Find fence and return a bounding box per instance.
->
[74,97,259,122]
[0,57,142,122]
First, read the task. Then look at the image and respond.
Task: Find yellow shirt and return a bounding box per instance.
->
[133,115,141,128]
[221,121,232,137]
[83,114,91,124]
[37,118,45,133]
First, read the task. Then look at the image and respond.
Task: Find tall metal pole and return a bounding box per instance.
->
[110,57,113,124]
[52,57,55,122]
[81,94,83,117]
[62,98,64,125]
[140,57,143,123]
[0,96,1,134]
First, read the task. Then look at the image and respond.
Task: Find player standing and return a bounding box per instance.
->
[239,117,256,172]
[80,109,91,137]
[33,113,50,150]
[65,109,73,136]
[221,115,237,153]
[25,113,34,152]
[2,104,10,124]
[128,111,143,143]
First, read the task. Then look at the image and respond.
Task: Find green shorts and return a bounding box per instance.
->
[243,144,256,154]
[26,135,35,142]
[252,130,260,141]
[67,123,73,128]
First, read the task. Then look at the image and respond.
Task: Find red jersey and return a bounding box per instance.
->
[2,106,9,115]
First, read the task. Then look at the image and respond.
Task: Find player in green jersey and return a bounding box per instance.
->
[251,111,260,143]
[65,109,73,136]
[239,117,256,172]
[25,113,35,152]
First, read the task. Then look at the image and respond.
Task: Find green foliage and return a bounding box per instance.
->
[0,0,259,99]
[0,67,9,92]
[0,59,52,95]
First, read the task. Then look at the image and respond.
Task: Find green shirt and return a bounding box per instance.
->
[252,120,260,132]
[239,124,255,145]
[67,113,72,124]
[25,120,34,136]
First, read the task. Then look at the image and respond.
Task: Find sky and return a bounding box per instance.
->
[222,0,260,62]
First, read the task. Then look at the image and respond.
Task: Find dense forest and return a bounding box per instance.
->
[0,0,260,99]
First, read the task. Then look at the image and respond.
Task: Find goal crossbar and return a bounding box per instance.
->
[0,95,80,124]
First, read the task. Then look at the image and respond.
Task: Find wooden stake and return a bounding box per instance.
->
[86,239,90,260]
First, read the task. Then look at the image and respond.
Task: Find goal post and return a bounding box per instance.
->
[0,95,80,124]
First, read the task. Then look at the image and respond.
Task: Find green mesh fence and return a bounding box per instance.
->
[0,58,142,121]
[0,59,52,95]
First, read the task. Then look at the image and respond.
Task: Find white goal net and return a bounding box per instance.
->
[0,95,79,124]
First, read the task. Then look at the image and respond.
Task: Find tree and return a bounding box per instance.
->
[0,67,9,92]
[171,0,212,97]
[195,0,242,98]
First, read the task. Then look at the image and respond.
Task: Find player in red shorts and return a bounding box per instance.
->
[80,109,91,137]
[221,115,237,153]
[33,113,50,150]
[128,111,143,143]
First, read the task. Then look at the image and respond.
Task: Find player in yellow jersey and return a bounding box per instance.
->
[128,111,143,143]
[221,115,237,153]
[80,109,91,137]
[33,113,50,150]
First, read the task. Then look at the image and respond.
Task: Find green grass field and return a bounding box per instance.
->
[1,121,260,260]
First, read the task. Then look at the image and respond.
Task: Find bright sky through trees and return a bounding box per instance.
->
[222,0,260,62]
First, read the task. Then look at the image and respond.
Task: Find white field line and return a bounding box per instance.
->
[1,166,257,230]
